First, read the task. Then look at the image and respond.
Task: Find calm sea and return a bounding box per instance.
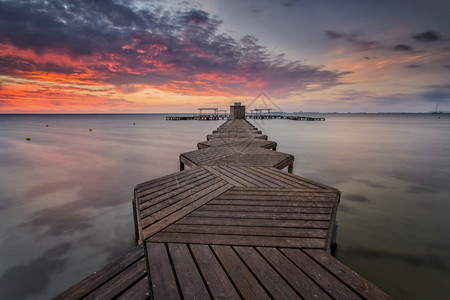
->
[0,113,449,299]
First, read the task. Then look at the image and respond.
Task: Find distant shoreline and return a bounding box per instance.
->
[0,112,447,115]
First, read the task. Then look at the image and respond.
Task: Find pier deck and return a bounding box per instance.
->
[57,116,390,299]
[197,138,277,150]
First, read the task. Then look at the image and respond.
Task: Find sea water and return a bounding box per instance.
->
[0,113,449,299]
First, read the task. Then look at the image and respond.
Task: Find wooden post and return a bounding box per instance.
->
[132,193,140,243]
[288,162,294,173]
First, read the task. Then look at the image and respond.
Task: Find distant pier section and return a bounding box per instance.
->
[166,107,228,120]
[166,103,325,121]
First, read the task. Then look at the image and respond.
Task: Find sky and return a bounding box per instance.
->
[0,0,449,113]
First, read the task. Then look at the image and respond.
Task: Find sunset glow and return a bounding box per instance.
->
[1,0,449,113]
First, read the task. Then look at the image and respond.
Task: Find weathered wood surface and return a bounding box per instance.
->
[57,118,391,299]
[197,138,277,150]
[180,147,294,170]
[54,245,149,300]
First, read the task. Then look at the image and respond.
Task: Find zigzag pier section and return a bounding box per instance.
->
[57,103,391,299]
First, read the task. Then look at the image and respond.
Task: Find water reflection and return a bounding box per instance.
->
[0,114,449,299]
[0,243,71,299]
[263,114,450,299]
[0,114,223,299]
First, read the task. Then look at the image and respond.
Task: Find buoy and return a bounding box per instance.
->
[133,123,136,125]
[89,128,93,131]
[26,136,31,141]
[45,124,49,127]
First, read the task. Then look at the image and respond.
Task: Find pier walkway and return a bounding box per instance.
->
[57,106,390,299]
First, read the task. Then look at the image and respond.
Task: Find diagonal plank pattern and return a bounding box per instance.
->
[57,117,391,299]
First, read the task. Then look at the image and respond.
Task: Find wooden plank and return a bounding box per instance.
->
[220,166,270,187]
[189,210,331,221]
[142,183,233,240]
[263,167,337,190]
[141,179,226,228]
[190,244,240,299]
[227,166,282,188]
[138,168,211,204]
[208,199,335,208]
[208,166,259,187]
[211,245,270,299]
[146,243,180,300]
[248,166,303,188]
[165,224,328,238]
[199,204,333,214]
[117,276,150,300]
[140,175,220,218]
[87,258,147,299]
[167,243,210,299]
[216,166,259,187]
[137,167,206,194]
[54,245,145,299]
[305,249,392,299]
[139,171,215,208]
[241,167,296,188]
[178,216,331,229]
[257,247,332,299]
[214,193,337,201]
[203,165,245,187]
[221,187,339,196]
[253,167,321,189]
[198,139,277,150]
[282,248,361,299]
[150,232,325,248]
[233,246,300,299]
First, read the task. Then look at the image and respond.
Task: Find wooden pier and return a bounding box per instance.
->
[57,104,390,299]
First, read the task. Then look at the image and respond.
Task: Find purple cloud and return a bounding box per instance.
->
[412,31,442,42]
[0,0,346,97]
[393,44,414,52]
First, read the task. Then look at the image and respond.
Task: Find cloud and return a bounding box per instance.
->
[324,30,378,51]
[0,0,345,98]
[412,30,442,42]
[407,64,421,68]
[420,85,450,102]
[325,30,344,39]
[443,65,450,71]
[392,44,414,52]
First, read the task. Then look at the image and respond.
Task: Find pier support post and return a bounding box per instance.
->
[330,221,338,252]
[288,162,294,173]
[132,197,139,243]
[180,161,185,171]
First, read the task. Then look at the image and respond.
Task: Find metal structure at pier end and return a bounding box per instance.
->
[56,104,391,299]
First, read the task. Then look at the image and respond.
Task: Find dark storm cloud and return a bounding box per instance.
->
[0,0,344,97]
[0,54,76,75]
[412,30,442,42]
